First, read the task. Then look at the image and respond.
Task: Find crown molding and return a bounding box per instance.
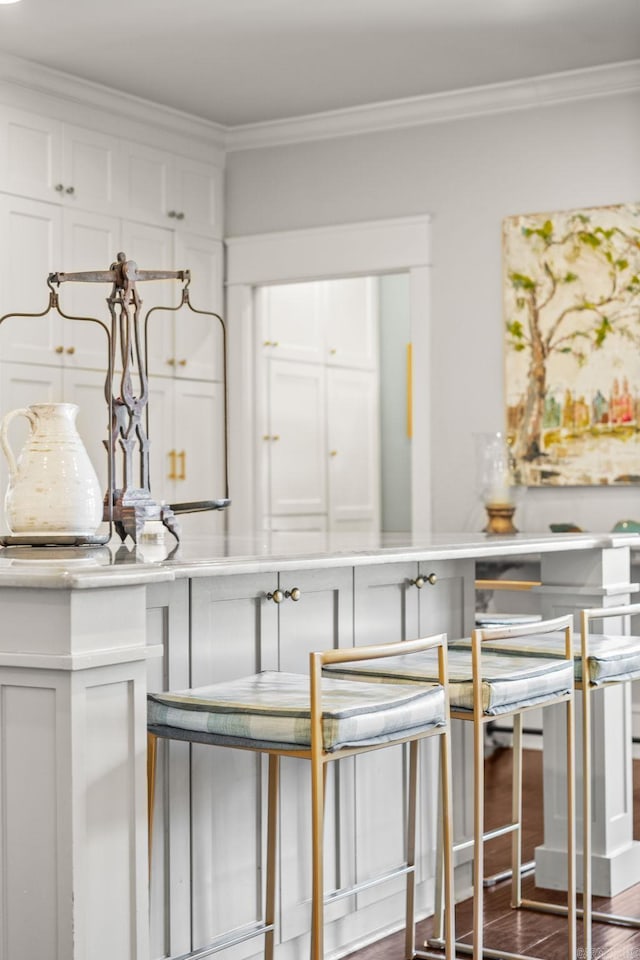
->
[225,59,640,152]
[0,53,227,156]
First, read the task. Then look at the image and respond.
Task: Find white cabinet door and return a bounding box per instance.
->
[120,219,175,378]
[327,367,379,531]
[61,209,121,370]
[0,195,64,365]
[172,154,223,238]
[62,123,120,215]
[324,276,378,370]
[267,358,326,516]
[119,141,173,229]
[146,376,227,538]
[119,142,223,238]
[0,199,118,370]
[0,106,63,203]
[189,573,278,957]
[173,233,224,382]
[258,281,325,364]
[172,379,227,538]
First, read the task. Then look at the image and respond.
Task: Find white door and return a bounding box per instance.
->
[0,195,64,366]
[324,276,378,370]
[267,358,326,516]
[119,141,172,228]
[327,367,380,531]
[258,281,325,363]
[65,366,111,504]
[173,234,224,382]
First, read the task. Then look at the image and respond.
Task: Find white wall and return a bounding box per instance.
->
[226,89,640,533]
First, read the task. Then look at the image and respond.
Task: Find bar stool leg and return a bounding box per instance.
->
[511,713,523,908]
[440,721,455,960]
[473,714,485,960]
[567,693,577,959]
[265,754,279,960]
[404,741,419,958]
[311,750,325,960]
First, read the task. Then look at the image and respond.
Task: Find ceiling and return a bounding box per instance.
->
[0,0,638,128]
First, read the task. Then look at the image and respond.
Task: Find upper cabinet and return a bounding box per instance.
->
[323,277,378,370]
[120,140,223,238]
[0,107,120,216]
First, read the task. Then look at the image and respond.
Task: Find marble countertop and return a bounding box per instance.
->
[0,529,637,589]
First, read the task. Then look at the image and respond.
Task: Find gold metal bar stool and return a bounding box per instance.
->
[327,614,577,960]
[476,602,640,955]
[147,633,456,960]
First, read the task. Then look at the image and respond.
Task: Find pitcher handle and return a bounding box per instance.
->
[0,408,35,482]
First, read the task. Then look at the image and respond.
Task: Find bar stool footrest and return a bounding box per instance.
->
[169,920,275,960]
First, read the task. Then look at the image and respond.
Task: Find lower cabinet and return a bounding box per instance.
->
[147,559,475,960]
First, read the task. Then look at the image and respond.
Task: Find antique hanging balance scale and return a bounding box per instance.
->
[0,251,230,546]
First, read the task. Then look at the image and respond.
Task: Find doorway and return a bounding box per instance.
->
[225,215,432,540]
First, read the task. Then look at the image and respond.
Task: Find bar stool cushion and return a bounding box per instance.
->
[458,631,640,685]
[326,647,573,716]
[148,670,446,752]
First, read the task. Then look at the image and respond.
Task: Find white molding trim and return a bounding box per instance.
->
[225,215,433,538]
[226,215,431,286]
[0,53,227,154]
[226,59,640,152]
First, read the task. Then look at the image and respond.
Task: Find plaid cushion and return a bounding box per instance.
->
[148,671,446,752]
[456,632,640,685]
[327,648,573,717]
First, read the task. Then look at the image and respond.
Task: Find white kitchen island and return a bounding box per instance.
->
[0,530,637,960]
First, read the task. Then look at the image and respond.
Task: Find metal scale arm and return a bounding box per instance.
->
[50,251,230,543]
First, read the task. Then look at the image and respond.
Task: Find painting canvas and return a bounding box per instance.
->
[504,202,640,486]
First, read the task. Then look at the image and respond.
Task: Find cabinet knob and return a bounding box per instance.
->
[178,359,187,366]
[329,348,337,355]
[167,358,176,366]
[267,589,284,604]
[54,184,64,193]
[285,587,301,602]
[330,450,337,457]
[167,210,177,219]
[65,186,75,195]
[272,341,279,347]
[54,345,64,354]
[66,346,75,355]
[426,572,437,585]
[176,212,185,221]
[410,576,425,589]
[272,434,280,442]
[263,340,272,347]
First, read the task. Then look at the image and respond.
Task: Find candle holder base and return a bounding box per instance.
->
[484,503,518,535]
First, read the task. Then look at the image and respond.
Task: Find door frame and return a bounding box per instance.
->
[225,215,432,538]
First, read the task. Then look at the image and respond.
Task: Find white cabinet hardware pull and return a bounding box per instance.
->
[267,589,284,604]
[285,587,301,601]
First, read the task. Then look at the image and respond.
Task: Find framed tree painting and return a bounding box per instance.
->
[504,202,640,486]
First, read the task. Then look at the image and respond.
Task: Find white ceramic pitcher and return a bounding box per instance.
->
[0,402,103,536]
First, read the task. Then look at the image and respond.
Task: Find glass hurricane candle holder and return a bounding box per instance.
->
[475,431,518,534]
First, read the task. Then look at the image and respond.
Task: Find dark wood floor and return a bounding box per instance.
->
[346,748,640,960]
